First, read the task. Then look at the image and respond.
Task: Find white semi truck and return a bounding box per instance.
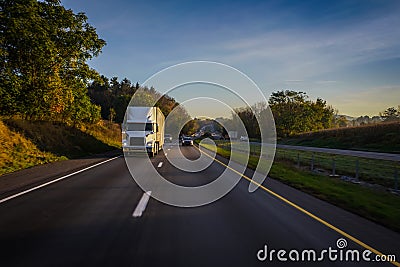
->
[122,106,165,157]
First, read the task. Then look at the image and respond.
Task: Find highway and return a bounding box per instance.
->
[0,144,399,266]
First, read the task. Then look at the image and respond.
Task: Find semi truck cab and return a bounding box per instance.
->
[122,107,164,157]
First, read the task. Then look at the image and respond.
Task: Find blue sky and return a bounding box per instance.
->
[62,0,400,117]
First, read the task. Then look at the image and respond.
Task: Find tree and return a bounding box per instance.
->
[336,115,349,128]
[381,107,399,122]
[268,90,335,137]
[0,0,105,123]
[234,106,260,139]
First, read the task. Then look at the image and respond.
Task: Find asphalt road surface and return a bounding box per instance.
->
[0,144,399,267]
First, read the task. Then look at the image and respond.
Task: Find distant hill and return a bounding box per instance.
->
[279,121,400,153]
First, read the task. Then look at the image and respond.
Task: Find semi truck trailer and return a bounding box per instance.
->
[122,106,165,157]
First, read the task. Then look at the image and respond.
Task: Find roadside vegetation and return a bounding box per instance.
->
[0,118,121,176]
[0,120,61,175]
[275,148,398,188]
[280,121,400,154]
[198,140,400,232]
[0,1,195,175]
[222,141,399,188]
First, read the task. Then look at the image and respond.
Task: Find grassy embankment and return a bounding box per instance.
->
[279,121,400,154]
[274,148,398,188]
[0,118,121,176]
[198,140,400,232]
[217,141,398,188]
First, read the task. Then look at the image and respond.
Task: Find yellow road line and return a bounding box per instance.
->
[197,145,399,266]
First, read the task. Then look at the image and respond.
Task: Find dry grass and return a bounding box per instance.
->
[0,119,121,176]
[0,120,62,175]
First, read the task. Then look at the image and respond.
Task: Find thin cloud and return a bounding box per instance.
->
[218,12,400,79]
[315,80,338,84]
[284,80,304,83]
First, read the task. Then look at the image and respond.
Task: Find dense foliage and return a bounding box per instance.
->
[0,0,105,123]
[231,91,335,139]
[269,90,335,137]
[88,77,197,134]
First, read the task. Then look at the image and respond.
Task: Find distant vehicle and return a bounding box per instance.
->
[164,134,172,143]
[211,132,223,140]
[122,106,164,157]
[240,136,249,142]
[182,136,193,146]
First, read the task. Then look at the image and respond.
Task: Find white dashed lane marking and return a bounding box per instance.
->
[132,191,152,217]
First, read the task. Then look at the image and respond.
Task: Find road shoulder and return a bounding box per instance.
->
[0,150,121,200]
[209,148,400,259]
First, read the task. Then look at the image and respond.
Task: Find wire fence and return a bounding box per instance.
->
[275,148,399,190]
[216,141,400,191]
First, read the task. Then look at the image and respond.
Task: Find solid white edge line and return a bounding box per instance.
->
[157,162,163,168]
[132,191,152,217]
[0,156,121,205]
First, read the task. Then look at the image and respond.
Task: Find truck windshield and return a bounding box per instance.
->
[126,123,153,131]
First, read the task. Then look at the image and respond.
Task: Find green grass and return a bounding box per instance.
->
[0,119,121,175]
[198,140,400,232]
[280,121,400,154]
[275,148,398,188]
[269,162,400,232]
[210,140,399,189]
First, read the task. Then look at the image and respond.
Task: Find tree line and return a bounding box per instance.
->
[233,91,399,138]
[87,76,190,126]
[336,106,400,127]
[0,0,193,133]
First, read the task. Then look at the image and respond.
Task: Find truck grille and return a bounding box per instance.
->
[130,137,145,146]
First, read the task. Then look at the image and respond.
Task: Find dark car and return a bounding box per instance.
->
[181,136,193,146]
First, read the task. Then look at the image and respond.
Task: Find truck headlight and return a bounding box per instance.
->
[146,141,153,147]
